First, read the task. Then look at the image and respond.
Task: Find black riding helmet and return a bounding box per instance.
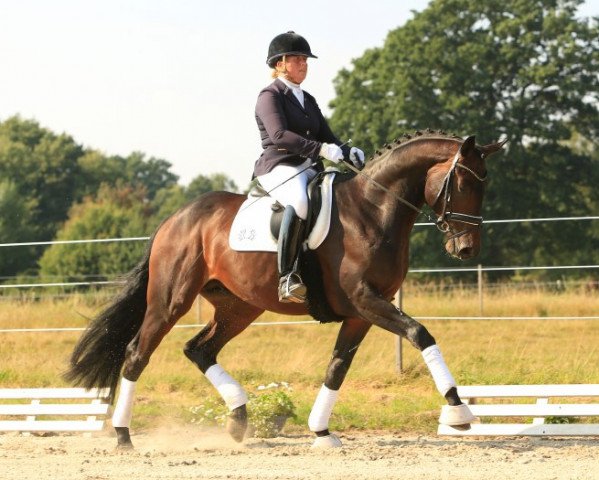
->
[266,31,317,68]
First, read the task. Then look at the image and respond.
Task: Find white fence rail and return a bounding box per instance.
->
[0,215,596,338]
[438,384,599,437]
[0,387,110,433]
[0,215,596,292]
[0,264,597,291]
[2,315,599,335]
[1,215,597,249]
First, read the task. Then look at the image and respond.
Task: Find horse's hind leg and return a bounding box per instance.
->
[112,268,202,448]
[184,287,263,442]
[111,305,187,448]
[309,318,371,448]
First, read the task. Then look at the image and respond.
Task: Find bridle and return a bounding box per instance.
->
[344,149,487,241]
[251,142,488,242]
[432,151,487,240]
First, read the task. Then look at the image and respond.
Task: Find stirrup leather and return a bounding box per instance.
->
[278,273,306,303]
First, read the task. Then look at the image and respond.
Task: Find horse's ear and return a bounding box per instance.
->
[459,136,476,157]
[479,138,508,159]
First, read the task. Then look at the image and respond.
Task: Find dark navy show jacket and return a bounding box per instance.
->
[253,78,342,177]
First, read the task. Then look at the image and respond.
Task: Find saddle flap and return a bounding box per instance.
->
[306,169,337,250]
[229,169,338,252]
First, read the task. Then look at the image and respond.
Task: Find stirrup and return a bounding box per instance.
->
[278,273,306,303]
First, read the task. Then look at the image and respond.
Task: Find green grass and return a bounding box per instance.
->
[0,287,597,434]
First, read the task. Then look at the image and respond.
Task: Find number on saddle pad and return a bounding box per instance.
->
[229,170,338,252]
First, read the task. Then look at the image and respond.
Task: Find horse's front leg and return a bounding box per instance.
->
[309,318,371,448]
[353,285,475,428]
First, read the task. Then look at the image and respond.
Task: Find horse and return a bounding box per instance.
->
[66,131,506,448]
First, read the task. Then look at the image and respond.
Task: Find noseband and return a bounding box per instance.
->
[433,152,487,240]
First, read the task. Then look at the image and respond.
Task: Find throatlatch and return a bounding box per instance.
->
[277,206,306,303]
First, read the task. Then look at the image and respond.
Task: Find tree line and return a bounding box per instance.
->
[329,0,598,277]
[1,0,597,284]
[0,116,238,282]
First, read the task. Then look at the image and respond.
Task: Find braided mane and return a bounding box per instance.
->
[367,129,463,164]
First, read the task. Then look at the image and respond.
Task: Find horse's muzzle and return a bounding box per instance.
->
[456,246,475,260]
[445,234,480,260]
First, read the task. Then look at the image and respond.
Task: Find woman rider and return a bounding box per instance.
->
[254,31,365,304]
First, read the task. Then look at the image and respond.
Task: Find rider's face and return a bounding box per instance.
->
[278,55,308,84]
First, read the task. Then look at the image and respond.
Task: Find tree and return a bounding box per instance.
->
[150,184,188,227]
[329,0,598,274]
[122,152,179,200]
[76,150,178,202]
[75,150,128,201]
[0,116,83,243]
[186,173,239,200]
[38,185,152,281]
[38,171,243,280]
[148,173,240,227]
[0,180,39,276]
[0,116,183,277]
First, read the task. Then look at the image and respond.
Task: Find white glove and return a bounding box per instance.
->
[320,143,344,163]
[349,147,365,169]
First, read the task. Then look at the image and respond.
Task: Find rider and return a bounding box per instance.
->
[254,31,365,304]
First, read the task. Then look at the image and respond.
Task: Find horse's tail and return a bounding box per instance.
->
[64,236,155,401]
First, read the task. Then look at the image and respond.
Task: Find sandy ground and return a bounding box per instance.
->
[1,427,598,480]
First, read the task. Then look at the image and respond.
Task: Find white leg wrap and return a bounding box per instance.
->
[421,345,456,396]
[205,364,248,410]
[112,378,136,428]
[308,385,339,432]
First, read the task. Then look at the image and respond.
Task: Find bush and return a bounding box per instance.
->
[188,383,297,438]
[247,389,296,438]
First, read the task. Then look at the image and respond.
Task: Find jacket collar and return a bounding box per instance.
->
[274,78,306,112]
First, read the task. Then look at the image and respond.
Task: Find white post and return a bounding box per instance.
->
[395,288,403,373]
[477,264,483,316]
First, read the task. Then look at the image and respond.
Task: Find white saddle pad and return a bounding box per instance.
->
[229,171,337,252]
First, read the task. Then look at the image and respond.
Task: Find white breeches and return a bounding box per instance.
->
[257,159,317,220]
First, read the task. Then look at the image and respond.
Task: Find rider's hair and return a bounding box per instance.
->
[271,56,288,79]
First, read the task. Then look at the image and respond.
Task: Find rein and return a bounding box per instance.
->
[343,161,437,223]
[345,150,487,240]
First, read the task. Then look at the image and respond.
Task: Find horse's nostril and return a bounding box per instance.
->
[459,247,473,259]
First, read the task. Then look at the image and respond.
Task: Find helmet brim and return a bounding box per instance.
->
[267,52,318,68]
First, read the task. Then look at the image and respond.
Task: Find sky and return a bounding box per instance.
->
[1,0,597,191]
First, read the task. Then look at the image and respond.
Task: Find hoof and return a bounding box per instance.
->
[115,427,134,449]
[449,423,472,431]
[115,442,134,450]
[311,433,342,449]
[226,405,248,443]
[439,404,476,426]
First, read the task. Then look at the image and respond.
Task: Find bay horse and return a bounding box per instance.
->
[66,131,506,448]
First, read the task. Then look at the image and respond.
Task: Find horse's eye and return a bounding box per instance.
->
[458,183,472,194]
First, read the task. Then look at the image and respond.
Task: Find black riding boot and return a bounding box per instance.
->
[277,206,306,303]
